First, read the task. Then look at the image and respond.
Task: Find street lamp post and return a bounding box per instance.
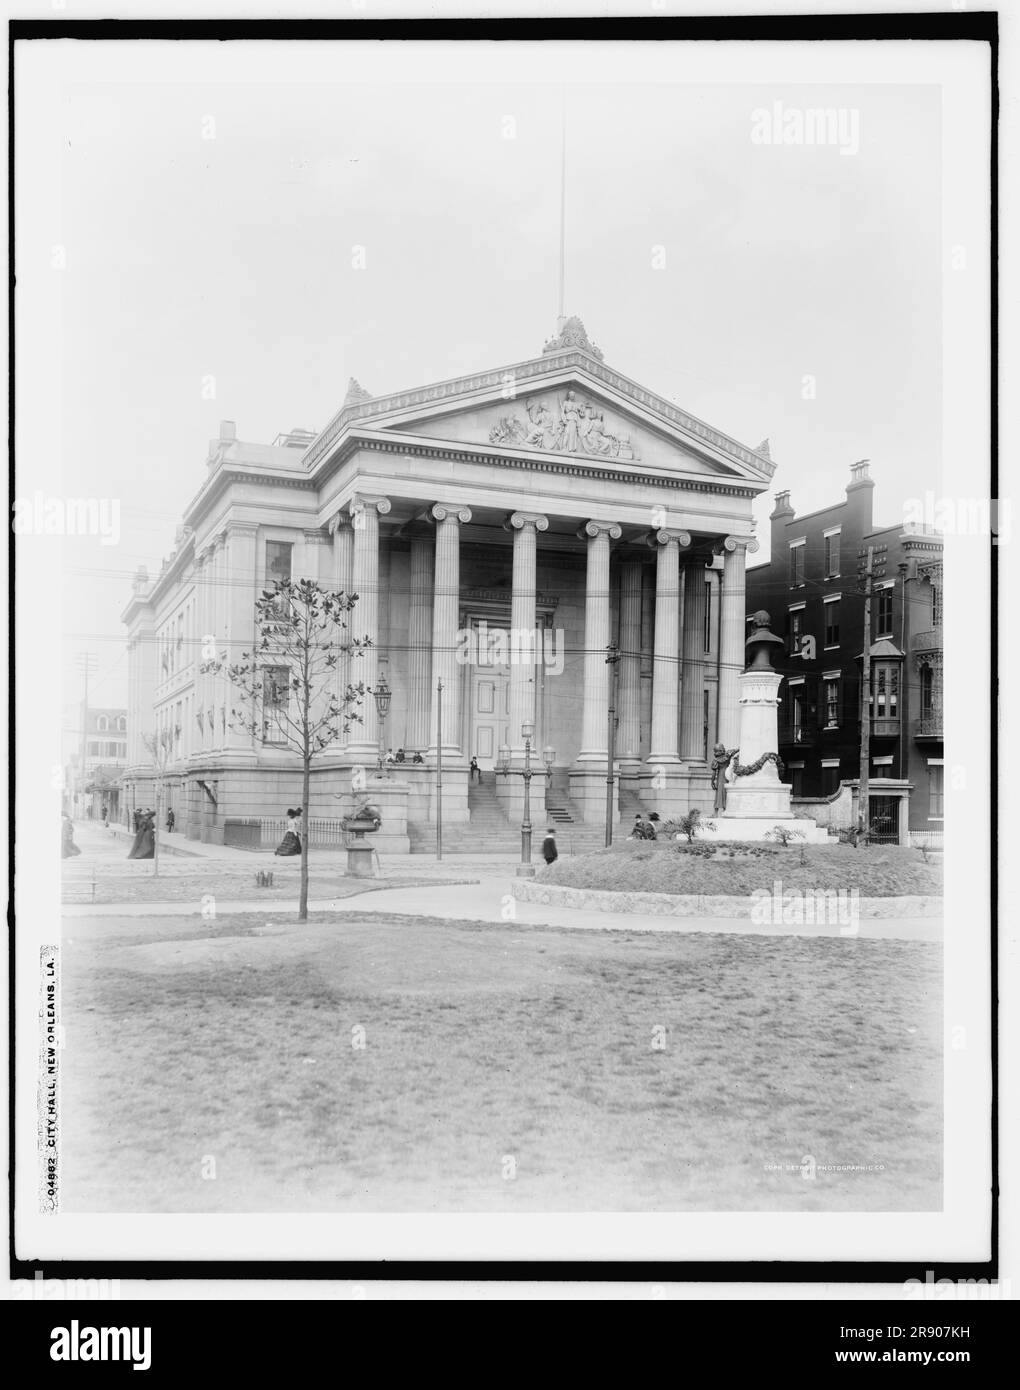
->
[498,718,554,878]
[372,675,392,777]
[605,640,621,848]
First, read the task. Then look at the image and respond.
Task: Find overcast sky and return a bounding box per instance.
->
[33,48,941,713]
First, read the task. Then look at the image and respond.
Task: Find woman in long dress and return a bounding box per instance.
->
[127,809,155,859]
[274,807,302,857]
[61,815,81,858]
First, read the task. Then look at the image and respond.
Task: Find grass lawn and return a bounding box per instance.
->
[541,841,942,897]
[59,910,942,1214]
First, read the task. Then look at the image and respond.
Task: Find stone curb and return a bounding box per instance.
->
[511,881,942,920]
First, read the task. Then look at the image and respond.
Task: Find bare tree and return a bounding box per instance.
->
[204,578,368,920]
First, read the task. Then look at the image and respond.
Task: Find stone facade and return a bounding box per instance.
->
[122,324,775,847]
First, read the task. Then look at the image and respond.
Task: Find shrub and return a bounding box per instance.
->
[764,824,805,847]
[662,809,717,844]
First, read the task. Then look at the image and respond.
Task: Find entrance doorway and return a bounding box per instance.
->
[469,627,511,770]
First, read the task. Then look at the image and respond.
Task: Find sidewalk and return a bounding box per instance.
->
[62,875,940,941]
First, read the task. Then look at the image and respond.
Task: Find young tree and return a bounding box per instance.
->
[205,578,368,920]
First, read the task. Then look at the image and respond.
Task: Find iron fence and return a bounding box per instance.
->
[258,817,347,850]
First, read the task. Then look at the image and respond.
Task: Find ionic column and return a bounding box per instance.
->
[346,494,391,758]
[507,511,549,751]
[577,520,622,760]
[406,532,435,754]
[194,550,211,751]
[679,561,709,761]
[617,559,644,771]
[224,524,258,751]
[329,512,354,747]
[647,528,691,766]
[429,503,471,757]
[717,536,759,750]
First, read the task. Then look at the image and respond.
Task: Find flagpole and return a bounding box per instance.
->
[558,106,566,329]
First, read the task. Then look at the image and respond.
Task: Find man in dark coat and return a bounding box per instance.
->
[541,828,558,864]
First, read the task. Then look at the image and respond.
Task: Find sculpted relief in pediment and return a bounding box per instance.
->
[487,390,640,461]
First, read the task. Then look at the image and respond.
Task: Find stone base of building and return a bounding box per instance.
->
[569,765,622,825]
[636,763,715,819]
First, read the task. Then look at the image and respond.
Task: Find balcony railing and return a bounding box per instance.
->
[869,716,901,738]
[911,628,943,653]
[914,714,943,739]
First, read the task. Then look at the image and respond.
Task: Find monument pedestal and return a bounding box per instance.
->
[700,642,826,843]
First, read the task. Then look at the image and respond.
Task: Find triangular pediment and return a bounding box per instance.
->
[350,364,773,484]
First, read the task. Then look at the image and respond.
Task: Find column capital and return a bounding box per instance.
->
[647,528,692,549]
[720,534,760,554]
[506,511,549,533]
[327,510,354,536]
[579,519,622,541]
[429,502,472,525]
[350,493,391,520]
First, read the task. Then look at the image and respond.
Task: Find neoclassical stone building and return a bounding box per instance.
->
[122,319,774,847]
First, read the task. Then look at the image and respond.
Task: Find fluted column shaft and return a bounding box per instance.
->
[577,520,622,759]
[224,525,258,750]
[407,533,435,753]
[648,529,690,765]
[346,495,390,758]
[429,503,471,756]
[680,562,709,761]
[718,537,757,750]
[617,559,644,766]
[507,512,548,751]
[330,515,354,747]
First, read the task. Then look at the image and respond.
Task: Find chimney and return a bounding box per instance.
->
[846,458,875,529]
[131,564,149,594]
[770,489,794,521]
[220,420,236,442]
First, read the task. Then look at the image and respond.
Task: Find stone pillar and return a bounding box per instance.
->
[428,503,471,757]
[640,529,691,813]
[327,513,355,748]
[302,527,332,583]
[212,534,228,749]
[617,559,644,779]
[224,524,259,754]
[407,532,435,754]
[569,519,622,823]
[647,529,690,767]
[717,536,759,751]
[345,494,391,759]
[679,561,709,761]
[506,511,548,752]
[577,521,622,757]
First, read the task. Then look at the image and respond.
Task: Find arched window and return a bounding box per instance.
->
[118,715,127,732]
[97,715,109,732]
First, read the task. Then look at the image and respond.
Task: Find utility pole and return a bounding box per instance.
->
[435,679,443,861]
[858,546,873,844]
[76,652,98,818]
[605,641,621,848]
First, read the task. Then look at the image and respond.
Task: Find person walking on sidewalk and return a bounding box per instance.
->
[541,827,558,865]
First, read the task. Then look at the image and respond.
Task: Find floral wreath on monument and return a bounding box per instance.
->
[713,748,786,783]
